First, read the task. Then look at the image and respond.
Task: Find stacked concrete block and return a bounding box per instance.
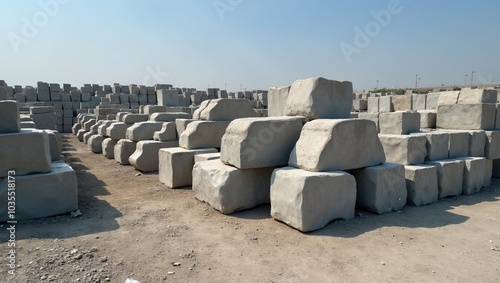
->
[126,121,164,141]
[149,112,191,122]
[129,140,178,172]
[412,94,427,110]
[195,152,221,163]
[114,139,138,165]
[268,86,290,117]
[437,104,495,130]
[425,159,465,199]
[411,131,450,161]
[157,89,179,106]
[418,110,437,128]
[30,106,57,130]
[88,134,104,153]
[153,122,177,141]
[379,111,420,135]
[391,94,412,111]
[193,99,257,121]
[404,165,439,206]
[425,93,440,110]
[379,134,427,165]
[352,99,368,111]
[457,157,486,195]
[379,96,393,112]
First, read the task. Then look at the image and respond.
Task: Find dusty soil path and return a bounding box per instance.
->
[1,134,500,282]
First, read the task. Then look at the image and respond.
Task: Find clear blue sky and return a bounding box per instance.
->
[1,0,499,92]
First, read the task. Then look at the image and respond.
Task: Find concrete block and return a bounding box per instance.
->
[122,114,149,124]
[0,130,52,177]
[392,95,412,111]
[411,132,449,161]
[351,163,407,214]
[367,97,379,113]
[83,132,96,144]
[436,91,459,106]
[102,138,118,159]
[106,122,131,140]
[289,119,385,171]
[445,131,469,158]
[126,121,164,141]
[97,121,114,137]
[129,140,179,172]
[143,105,167,114]
[193,99,257,121]
[114,139,137,165]
[37,90,50,101]
[418,110,437,128]
[0,101,21,133]
[50,91,61,101]
[458,157,485,195]
[153,122,177,141]
[21,121,36,129]
[379,96,393,112]
[412,94,426,110]
[268,86,290,117]
[34,129,61,161]
[437,104,495,130]
[379,111,420,135]
[485,130,500,159]
[157,89,179,106]
[0,162,78,222]
[379,134,427,165]
[194,152,221,163]
[88,134,104,153]
[358,113,379,132]
[270,167,356,232]
[175,118,195,137]
[221,117,304,169]
[285,77,353,119]
[192,160,276,214]
[159,147,218,188]
[458,89,497,104]
[426,159,464,199]
[76,129,86,142]
[404,165,438,206]
[179,121,231,149]
[468,130,486,157]
[149,112,191,122]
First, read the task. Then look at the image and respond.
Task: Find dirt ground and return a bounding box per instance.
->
[1,133,500,282]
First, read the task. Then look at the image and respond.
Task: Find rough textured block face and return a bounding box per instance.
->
[221,117,304,169]
[268,86,290,117]
[351,163,407,214]
[412,94,427,110]
[97,121,114,137]
[159,147,218,188]
[485,131,500,159]
[379,111,420,135]
[457,89,497,104]
[153,122,177,141]
[192,160,276,214]
[437,104,495,130]
[352,99,368,111]
[436,91,459,106]
[468,130,486,157]
[157,89,179,106]
[0,101,21,133]
[270,167,356,232]
[72,123,81,135]
[179,121,231,149]
[83,132,96,144]
[289,119,385,171]
[83,119,96,131]
[285,77,353,119]
[88,134,104,153]
[76,129,86,142]
[411,132,449,161]
[392,95,412,111]
[379,134,427,165]
[379,96,393,112]
[126,121,164,141]
[30,112,57,130]
[150,112,191,122]
[418,110,437,128]
[358,112,379,132]
[175,118,195,137]
[404,165,438,206]
[0,162,78,222]
[193,99,257,121]
[445,131,469,158]
[106,122,131,140]
[457,157,485,195]
[367,97,379,113]
[102,138,118,159]
[194,152,221,163]
[143,105,167,114]
[33,129,61,161]
[114,139,137,165]
[122,114,149,124]
[0,130,52,177]
[129,140,179,172]
[426,159,464,199]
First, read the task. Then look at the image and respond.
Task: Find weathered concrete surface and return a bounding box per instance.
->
[175,118,195,137]
[411,131,449,161]
[126,121,164,141]
[457,89,497,104]
[484,158,492,187]
[289,119,385,171]
[129,140,179,172]
[351,163,407,214]
[194,152,221,163]
[437,104,495,130]
[468,130,487,157]
[153,122,177,141]
[76,129,87,142]
[83,132,95,144]
[285,77,353,119]
[179,121,231,149]
[404,165,439,206]
[412,94,426,110]
[426,159,465,199]
[436,91,459,106]
[425,93,440,110]
[379,134,427,165]
[367,97,379,113]
[102,138,118,159]
[192,160,275,214]
[33,129,62,161]
[485,130,500,159]
[268,86,290,117]
[193,99,257,121]
[150,112,191,122]
[379,111,420,135]
[0,100,21,133]
[114,139,137,165]
[458,157,486,195]
[358,113,379,132]
[270,167,356,232]
[0,130,52,177]
[379,96,393,112]
[221,117,304,169]
[418,110,437,129]
[72,123,82,135]
[392,94,412,111]
[445,131,469,158]
[143,105,167,114]
[107,122,132,140]
[159,147,218,188]
[0,162,78,222]
[122,114,149,124]
[88,134,104,153]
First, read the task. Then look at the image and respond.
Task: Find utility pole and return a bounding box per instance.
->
[415,75,418,90]
[464,74,468,87]
[376,80,379,89]
[471,71,475,87]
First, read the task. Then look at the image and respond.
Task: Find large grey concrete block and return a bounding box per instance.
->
[379,96,393,112]
[129,140,179,172]
[436,91,459,106]
[106,122,131,140]
[175,118,195,137]
[411,131,449,161]
[193,99,257,121]
[270,167,356,232]
[457,157,485,195]
[88,134,104,153]
[179,121,231,149]
[426,159,464,199]
[426,93,440,110]
[89,120,104,134]
[468,130,486,157]
[437,104,495,130]
[125,121,164,141]
[0,130,52,177]
[72,123,82,136]
[351,163,407,214]
[412,94,426,110]
[485,130,500,159]
[149,112,191,122]
[392,94,412,111]
[157,89,179,106]
[285,77,353,119]
[102,138,118,159]
[97,120,114,137]
[221,117,304,169]
[159,147,218,188]
[76,129,86,142]
[0,162,78,222]
[379,134,427,165]
[0,101,21,134]
[122,114,149,124]
[458,89,497,104]
[83,119,96,131]
[379,111,420,135]
[445,131,469,158]
[143,105,167,114]
[418,110,437,128]
[30,112,57,130]
[358,112,379,132]
[289,119,385,171]
[352,99,368,111]
[33,129,61,161]
[367,97,379,113]
[192,160,276,214]
[114,139,137,165]
[83,132,96,144]
[404,165,438,206]
[153,122,177,141]
[268,86,290,117]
